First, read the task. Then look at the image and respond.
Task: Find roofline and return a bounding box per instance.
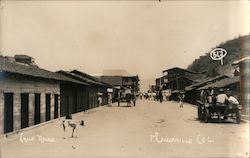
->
[198,76,240,90]
[56,71,90,86]
[71,70,113,87]
[1,69,85,85]
[162,67,202,74]
[2,71,60,82]
[232,56,250,65]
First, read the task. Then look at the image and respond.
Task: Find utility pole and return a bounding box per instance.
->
[0,2,3,157]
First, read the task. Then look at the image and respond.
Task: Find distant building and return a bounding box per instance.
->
[162,67,205,82]
[71,70,112,106]
[99,69,140,93]
[157,67,205,91]
[155,67,206,101]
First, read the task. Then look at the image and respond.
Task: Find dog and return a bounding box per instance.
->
[62,119,85,138]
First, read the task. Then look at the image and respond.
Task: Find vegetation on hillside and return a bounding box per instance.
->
[187,35,250,77]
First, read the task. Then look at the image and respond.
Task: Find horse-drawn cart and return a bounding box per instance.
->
[118,89,136,107]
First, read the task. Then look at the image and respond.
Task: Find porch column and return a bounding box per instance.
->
[40,93,46,123]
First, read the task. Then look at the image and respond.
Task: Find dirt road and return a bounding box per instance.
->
[1,100,249,158]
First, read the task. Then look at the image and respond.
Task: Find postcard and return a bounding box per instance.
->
[0,0,249,157]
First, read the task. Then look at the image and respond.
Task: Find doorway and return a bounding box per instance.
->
[54,94,59,119]
[4,93,14,133]
[65,96,70,116]
[21,93,29,129]
[34,93,41,125]
[46,94,51,121]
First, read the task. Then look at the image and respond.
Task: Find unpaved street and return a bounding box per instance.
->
[1,100,249,158]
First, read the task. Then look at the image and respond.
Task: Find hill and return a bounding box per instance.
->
[187,35,250,77]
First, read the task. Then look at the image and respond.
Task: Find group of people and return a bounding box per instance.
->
[201,87,239,105]
[200,87,239,115]
[98,93,113,106]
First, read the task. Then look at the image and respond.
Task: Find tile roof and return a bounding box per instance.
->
[232,56,250,65]
[162,67,202,74]
[198,76,240,90]
[185,75,229,91]
[57,70,112,87]
[0,56,84,84]
[71,70,111,87]
[100,76,123,86]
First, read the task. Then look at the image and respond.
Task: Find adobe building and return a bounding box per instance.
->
[71,70,113,106]
[98,69,140,102]
[58,70,112,109]
[0,55,85,134]
[57,71,90,117]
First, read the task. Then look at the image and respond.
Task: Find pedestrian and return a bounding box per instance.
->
[159,91,163,103]
[108,93,112,106]
[178,92,185,108]
[98,96,103,106]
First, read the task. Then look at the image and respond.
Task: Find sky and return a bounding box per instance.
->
[0,0,249,91]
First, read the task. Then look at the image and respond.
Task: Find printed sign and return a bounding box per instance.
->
[210,48,227,65]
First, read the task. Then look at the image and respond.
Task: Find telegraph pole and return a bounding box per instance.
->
[0,1,3,157]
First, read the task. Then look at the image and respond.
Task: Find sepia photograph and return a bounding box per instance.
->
[0,0,249,157]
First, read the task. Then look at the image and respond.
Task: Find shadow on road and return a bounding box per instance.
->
[197,117,238,124]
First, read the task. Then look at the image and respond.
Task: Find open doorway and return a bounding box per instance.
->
[34,93,41,125]
[21,93,29,129]
[54,94,59,119]
[46,94,51,121]
[4,93,14,133]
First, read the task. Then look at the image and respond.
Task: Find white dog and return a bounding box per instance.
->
[62,119,84,138]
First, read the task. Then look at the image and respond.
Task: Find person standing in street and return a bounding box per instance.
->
[98,96,103,106]
[179,92,185,108]
[159,90,163,103]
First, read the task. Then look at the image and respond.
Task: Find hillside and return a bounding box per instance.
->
[187,35,250,77]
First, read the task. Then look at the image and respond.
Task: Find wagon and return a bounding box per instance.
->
[118,89,136,107]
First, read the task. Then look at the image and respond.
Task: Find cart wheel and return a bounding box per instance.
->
[236,110,241,124]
